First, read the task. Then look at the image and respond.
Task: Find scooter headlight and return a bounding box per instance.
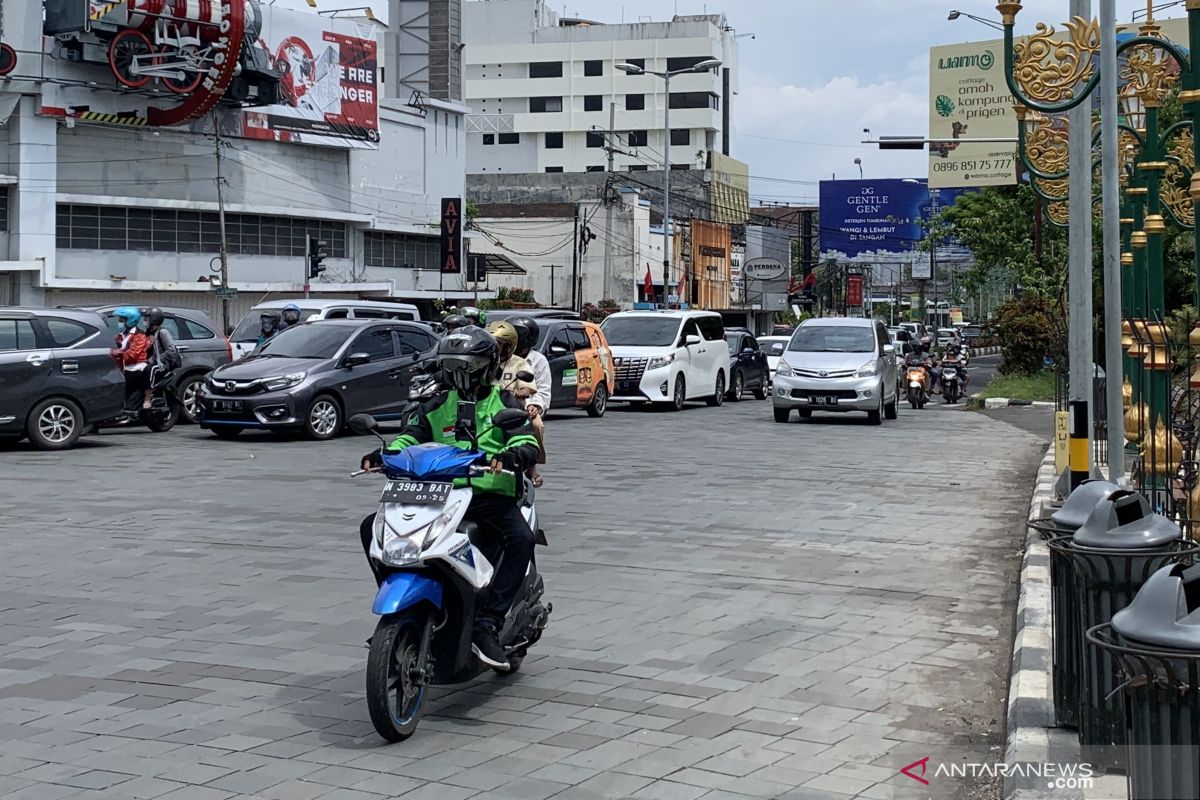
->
[374,501,465,567]
[382,535,421,565]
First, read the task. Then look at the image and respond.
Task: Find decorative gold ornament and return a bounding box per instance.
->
[1144,344,1174,370]
[1121,21,1181,108]
[1187,476,1200,523]
[1121,252,1134,265]
[1191,171,1200,201]
[1125,400,1151,442]
[1131,230,1149,248]
[1127,319,1150,356]
[1127,187,1149,195]
[1012,17,1101,105]
[1163,127,1198,226]
[1024,112,1070,176]
[997,1,1023,26]
[1142,421,1183,474]
[1047,200,1070,226]
[1120,217,1136,225]
[1122,376,1133,411]
[1144,213,1168,233]
[1033,175,1069,201]
[1189,321,1200,348]
[1121,319,1134,350]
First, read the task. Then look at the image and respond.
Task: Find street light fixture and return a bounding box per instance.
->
[947,9,1005,31]
[615,58,723,308]
[853,158,863,179]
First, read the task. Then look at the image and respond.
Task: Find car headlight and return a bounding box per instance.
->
[855,361,878,378]
[263,371,306,391]
[775,360,794,377]
[647,354,675,371]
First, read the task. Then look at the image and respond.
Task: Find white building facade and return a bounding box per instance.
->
[1,0,473,325]
[463,0,738,176]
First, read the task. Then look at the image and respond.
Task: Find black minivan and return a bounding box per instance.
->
[0,308,126,450]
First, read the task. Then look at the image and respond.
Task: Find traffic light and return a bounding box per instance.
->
[307,236,327,280]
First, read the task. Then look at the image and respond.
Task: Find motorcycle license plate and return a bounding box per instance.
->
[381,481,453,505]
[214,399,243,413]
[810,396,838,406]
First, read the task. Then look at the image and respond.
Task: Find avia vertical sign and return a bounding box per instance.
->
[441,198,462,274]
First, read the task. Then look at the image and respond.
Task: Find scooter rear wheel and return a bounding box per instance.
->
[366,614,427,742]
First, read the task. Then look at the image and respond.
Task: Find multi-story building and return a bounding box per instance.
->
[463,0,739,176]
[1,0,474,325]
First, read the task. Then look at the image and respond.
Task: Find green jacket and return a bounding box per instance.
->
[385,386,539,496]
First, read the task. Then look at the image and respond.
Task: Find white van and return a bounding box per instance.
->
[600,310,729,411]
[230,299,421,359]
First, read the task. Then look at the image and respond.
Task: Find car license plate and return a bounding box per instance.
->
[214,399,243,413]
[810,396,838,406]
[381,481,453,505]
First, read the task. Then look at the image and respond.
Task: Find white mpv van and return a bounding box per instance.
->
[600,310,729,410]
[230,300,420,359]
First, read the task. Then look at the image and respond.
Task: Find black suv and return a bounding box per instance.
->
[0,308,126,450]
[197,319,438,440]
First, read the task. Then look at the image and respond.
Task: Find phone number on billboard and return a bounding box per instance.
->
[932,158,1013,173]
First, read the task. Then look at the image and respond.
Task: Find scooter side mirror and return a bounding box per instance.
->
[516,370,535,383]
[492,408,529,431]
[349,414,380,436]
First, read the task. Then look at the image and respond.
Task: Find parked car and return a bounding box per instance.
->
[534,319,614,416]
[197,319,438,440]
[87,305,231,424]
[772,317,899,425]
[725,330,769,401]
[600,310,728,411]
[757,336,790,384]
[0,307,125,450]
[886,329,913,400]
[229,299,421,359]
[489,309,580,322]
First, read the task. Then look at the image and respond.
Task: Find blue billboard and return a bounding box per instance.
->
[819,179,972,261]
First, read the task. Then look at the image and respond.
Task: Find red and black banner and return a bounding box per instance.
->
[441,198,462,274]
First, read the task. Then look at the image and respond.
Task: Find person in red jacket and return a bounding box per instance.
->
[109,306,151,411]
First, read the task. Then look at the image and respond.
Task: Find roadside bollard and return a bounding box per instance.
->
[1038,480,1121,728]
[1088,564,1200,799]
[1067,490,1197,770]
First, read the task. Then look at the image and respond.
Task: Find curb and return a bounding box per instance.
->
[966,394,1056,411]
[969,345,1002,358]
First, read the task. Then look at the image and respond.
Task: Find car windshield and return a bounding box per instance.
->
[255,325,348,359]
[727,338,741,354]
[601,317,680,347]
[788,326,876,353]
[231,308,322,342]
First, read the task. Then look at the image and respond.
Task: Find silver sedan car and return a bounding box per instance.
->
[772,318,899,425]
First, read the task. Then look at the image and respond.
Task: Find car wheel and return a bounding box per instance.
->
[752,376,767,400]
[705,372,726,407]
[727,370,744,402]
[177,374,204,424]
[27,398,83,450]
[586,383,609,418]
[305,394,343,440]
[867,391,883,425]
[211,426,243,439]
[884,391,898,420]
[670,375,686,411]
[773,407,790,423]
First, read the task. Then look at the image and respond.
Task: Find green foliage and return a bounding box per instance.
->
[992,294,1056,375]
[581,302,619,323]
[979,371,1057,401]
[480,286,536,310]
[466,199,481,220]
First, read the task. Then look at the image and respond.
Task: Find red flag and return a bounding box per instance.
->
[644,264,655,302]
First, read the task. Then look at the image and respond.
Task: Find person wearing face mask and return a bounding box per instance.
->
[278,303,302,332]
[109,306,151,412]
[257,311,282,347]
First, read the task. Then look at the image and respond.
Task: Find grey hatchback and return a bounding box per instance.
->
[86,305,232,424]
[0,308,125,449]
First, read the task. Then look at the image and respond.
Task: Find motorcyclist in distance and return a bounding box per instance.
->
[278,303,303,332]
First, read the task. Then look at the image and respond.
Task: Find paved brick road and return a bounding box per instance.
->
[0,396,1044,800]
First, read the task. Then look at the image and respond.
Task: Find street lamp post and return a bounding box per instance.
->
[617,58,722,309]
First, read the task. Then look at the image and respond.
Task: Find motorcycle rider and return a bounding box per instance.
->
[110,306,150,411]
[144,307,180,406]
[905,343,935,395]
[278,303,303,332]
[942,341,970,393]
[461,306,487,327]
[488,320,542,486]
[256,311,282,346]
[509,315,551,475]
[442,314,471,333]
[360,327,540,671]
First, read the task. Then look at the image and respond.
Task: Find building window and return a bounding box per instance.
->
[628,165,649,172]
[58,205,347,258]
[671,164,692,171]
[669,91,720,110]
[0,189,8,232]
[482,133,495,145]
[529,61,563,78]
[586,166,605,172]
[584,60,603,77]
[584,95,603,112]
[586,131,605,148]
[667,56,714,72]
[671,128,691,146]
[624,58,645,71]
[364,231,440,270]
[544,132,564,149]
[530,96,563,113]
[626,93,645,111]
[545,166,564,173]
[628,130,648,147]
[498,132,520,144]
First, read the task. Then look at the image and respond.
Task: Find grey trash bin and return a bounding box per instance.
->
[1088,563,1200,799]
[1070,490,1195,770]
[1042,480,1121,728]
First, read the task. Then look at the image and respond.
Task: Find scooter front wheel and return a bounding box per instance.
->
[366,613,427,743]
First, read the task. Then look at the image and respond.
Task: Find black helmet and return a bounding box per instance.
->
[260,310,281,332]
[145,307,165,328]
[442,314,470,332]
[437,327,500,399]
[508,316,540,354]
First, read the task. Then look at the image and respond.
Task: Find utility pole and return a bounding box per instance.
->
[571,203,581,312]
[1100,0,1124,482]
[603,103,616,302]
[1068,0,1095,486]
[545,264,563,306]
[212,120,231,335]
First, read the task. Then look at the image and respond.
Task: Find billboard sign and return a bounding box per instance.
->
[742,257,787,281]
[819,179,970,260]
[227,7,379,149]
[846,274,864,308]
[441,198,463,274]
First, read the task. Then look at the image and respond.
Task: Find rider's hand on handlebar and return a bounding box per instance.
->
[489,457,505,474]
[362,449,383,471]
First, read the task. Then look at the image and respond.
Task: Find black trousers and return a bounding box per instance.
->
[359,492,535,624]
[123,369,149,409]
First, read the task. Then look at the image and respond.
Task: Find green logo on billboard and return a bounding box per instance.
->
[980,50,994,70]
[936,95,956,117]
[937,50,995,70]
